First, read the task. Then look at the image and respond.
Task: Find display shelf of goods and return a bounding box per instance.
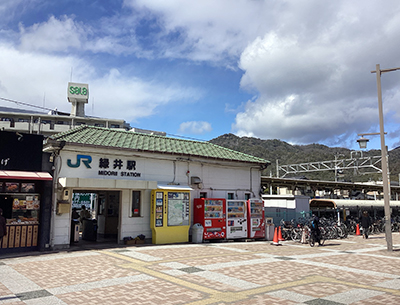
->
[228,213,244,218]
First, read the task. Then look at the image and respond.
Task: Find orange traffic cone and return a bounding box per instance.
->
[271,227,281,246]
[278,226,285,241]
[356,224,360,236]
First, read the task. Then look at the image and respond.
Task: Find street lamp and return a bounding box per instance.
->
[357,131,389,195]
[356,136,369,149]
[357,64,400,251]
[357,132,386,150]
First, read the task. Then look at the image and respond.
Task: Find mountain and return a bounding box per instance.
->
[209,133,399,183]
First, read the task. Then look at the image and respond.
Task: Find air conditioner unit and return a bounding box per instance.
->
[191,176,202,184]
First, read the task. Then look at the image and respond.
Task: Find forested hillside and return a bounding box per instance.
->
[209,133,400,183]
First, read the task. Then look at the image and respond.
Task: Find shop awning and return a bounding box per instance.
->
[0,170,53,181]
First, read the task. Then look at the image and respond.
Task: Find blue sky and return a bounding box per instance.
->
[1,0,400,152]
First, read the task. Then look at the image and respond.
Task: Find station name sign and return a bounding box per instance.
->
[67,154,141,178]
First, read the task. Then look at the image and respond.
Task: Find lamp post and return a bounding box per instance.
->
[357,64,400,251]
[334,153,344,182]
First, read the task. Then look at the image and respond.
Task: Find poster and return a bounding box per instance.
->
[167,192,189,226]
[155,192,164,227]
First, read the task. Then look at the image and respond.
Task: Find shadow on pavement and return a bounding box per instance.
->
[319,243,341,247]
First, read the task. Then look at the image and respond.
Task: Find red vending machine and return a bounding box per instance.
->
[193,198,226,240]
[226,200,247,239]
[247,198,265,239]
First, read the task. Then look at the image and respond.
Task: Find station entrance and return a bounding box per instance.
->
[71,190,120,247]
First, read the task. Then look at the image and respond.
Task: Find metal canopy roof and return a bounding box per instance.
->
[261,176,400,194]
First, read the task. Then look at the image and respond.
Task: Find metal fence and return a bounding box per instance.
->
[265,210,312,226]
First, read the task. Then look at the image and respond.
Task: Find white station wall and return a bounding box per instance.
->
[53,147,262,247]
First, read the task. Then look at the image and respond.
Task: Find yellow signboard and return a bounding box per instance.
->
[150,189,190,244]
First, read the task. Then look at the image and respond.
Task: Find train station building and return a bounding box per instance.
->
[42,126,269,249]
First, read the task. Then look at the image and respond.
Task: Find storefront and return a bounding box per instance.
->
[0,131,53,253]
[44,126,269,249]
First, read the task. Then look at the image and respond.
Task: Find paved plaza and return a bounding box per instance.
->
[1,233,400,304]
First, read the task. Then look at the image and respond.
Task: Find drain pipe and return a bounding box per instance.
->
[252,163,269,198]
[48,140,65,249]
[250,166,263,198]
[50,154,59,249]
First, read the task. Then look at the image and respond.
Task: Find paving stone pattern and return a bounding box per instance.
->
[1,233,400,304]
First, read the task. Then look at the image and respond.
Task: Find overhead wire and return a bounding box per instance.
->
[0,96,215,143]
[0,96,54,112]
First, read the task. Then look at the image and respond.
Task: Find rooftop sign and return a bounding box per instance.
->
[67,82,89,103]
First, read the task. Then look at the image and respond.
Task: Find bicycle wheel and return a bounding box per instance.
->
[334,228,340,239]
[319,227,326,239]
[282,229,289,240]
[337,227,345,239]
[291,228,301,241]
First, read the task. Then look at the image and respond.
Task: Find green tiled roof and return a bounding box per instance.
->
[50,126,270,165]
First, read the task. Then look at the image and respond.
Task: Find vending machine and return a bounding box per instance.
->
[193,198,226,240]
[247,198,265,239]
[226,200,247,239]
[150,189,190,244]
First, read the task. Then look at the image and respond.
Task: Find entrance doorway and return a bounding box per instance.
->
[97,191,120,238]
[71,190,120,247]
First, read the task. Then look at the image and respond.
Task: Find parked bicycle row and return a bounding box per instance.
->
[343,215,400,235]
[278,214,400,243]
[279,216,348,242]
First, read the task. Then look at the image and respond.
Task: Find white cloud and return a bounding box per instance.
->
[179,121,212,134]
[0,44,199,122]
[0,0,26,25]
[233,0,400,147]
[16,14,141,56]
[124,0,273,63]
[2,0,400,146]
[19,15,85,52]
[0,44,90,108]
[89,69,200,121]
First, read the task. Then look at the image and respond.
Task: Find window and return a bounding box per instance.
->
[245,193,251,200]
[21,183,35,193]
[5,182,19,192]
[227,193,234,199]
[2,118,16,127]
[131,191,141,217]
[110,124,120,128]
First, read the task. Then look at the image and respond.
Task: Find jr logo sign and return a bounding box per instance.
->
[67,155,92,168]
